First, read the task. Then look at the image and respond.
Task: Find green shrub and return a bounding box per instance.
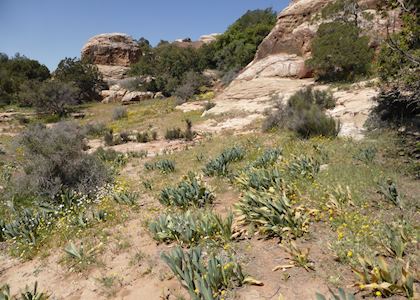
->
[235,167,284,191]
[174,71,210,101]
[306,21,373,81]
[263,88,340,138]
[112,107,127,120]
[95,147,128,168]
[288,155,320,179]
[144,159,175,174]
[149,210,232,245]
[159,172,214,209]
[112,190,137,205]
[184,119,194,141]
[165,127,183,140]
[136,132,150,143]
[235,191,309,239]
[54,57,106,102]
[161,246,245,299]
[82,122,108,137]
[353,146,377,164]
[104,129,114,146]
[377,179,401,207]
[0,282,50,300]
[203,146,245,176]
[10,122,111,200]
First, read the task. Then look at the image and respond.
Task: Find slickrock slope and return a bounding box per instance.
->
[206,0,400,139]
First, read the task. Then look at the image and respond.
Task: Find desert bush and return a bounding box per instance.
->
[159,172,214,209]
[161,246,245,299]
[165,127,183,140]
[306,21,373,81]
[95,147,128,168]
[103,129,114,146]
[54,57,106,102]
[184,119,194,141]
[112,107,127,120]
[149,210,233,245]
[174,71,210,101]
[29,80,79,117]
[136,132,150,143]
[119,131,131,143]
[263,88,340,138]
[204,101,216,111]
[10,122,111,200]
[81,122,108,137]
[235,191,309,239]
[144,159,175,174]
[203,146,245,176]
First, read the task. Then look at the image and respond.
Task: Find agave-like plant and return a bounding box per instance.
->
[288,155,320,179]
[144,159,175,174]
[149,210,233,245]
[0,282,50,300]
[112,190,137,205]
[235,167,284,191]
[316,287,356,300]
[161,246,245,300]
[352,255,415,298]
[203,146,245,176]
[377,179,402,208]
[250,148,282,169]
[235,190,309,239]
[274,241,314,272]
[159,172,214,209]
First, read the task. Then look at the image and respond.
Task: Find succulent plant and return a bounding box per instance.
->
[250,148,282,168]
[203,146,245,176]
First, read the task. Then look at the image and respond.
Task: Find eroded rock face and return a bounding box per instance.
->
[81,33,141,67]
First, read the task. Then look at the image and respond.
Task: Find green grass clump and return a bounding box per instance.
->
[161,246,245,300]
[159,172,214,209]
[149,210,232,245]
[144,159,176,174]
[235,191,309,239]
[203,146,245,176]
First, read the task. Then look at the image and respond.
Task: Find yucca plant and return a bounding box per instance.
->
[19,282,49,300]
[353,146,377,164]
[149,210,233,245]
[273,241,314,272]
[161,246,245,300]
[145,159,176,174]
[235,167,284,191]
[288,155,320,179]
[316,288,356,300]
[377,179,402,208]
[203,146,245,176]
[112,190,137,205]
[159,172,214,209]
[250,148,282,168]
[64,241,102,271]
[235,191,309,239]
[2,209,49,245]
[380,223,409,258]
[352,255,415,298]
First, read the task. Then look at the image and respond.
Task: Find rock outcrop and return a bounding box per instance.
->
[81,33,141,84]
[240,0,400,81]
[81,33,140,67]
[172,33,220,49]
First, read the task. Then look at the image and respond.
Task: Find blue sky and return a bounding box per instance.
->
[0,0,288,71]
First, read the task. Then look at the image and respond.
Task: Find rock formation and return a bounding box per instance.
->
[81,33,141,83]
[172,33,220,49]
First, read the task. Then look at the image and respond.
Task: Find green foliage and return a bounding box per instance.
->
[210,9,277,73]
[0,282,50,300]
[380,222,409,258]
[306,21,373,81]
[250,148,282,168]
[10,122,111,200]
[235,167,284,191]
[375,11,419,125]
[159,173,214,209]
[288,155,321,179]
[54,57,106,102]
[112,190,137,205]
[0,53,50,106]
[377,178,401,207]
[112,107,127,120]
[63,241,100,272]
[161,246,245,300]
[144,159,176,174]
[315,288,356,300]
[235,191,309,239]
[149,210,233,245]
[174,71,210,101]
[203,146,245,176]
[263,88,339,138]
[165,127,183,140]
[26,80,79,117]
[95,147,128,168]
[352,256,415,298]
[353,146,377,164]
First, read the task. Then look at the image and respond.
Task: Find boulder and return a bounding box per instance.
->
[96,65,130,83]
[121,91,154,104]
[153,92,165,99]
[81,33,141,67]
[199,33,220,44]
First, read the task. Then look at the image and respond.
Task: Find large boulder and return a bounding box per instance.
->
[121,91,154,104]
[81,33,141,67]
